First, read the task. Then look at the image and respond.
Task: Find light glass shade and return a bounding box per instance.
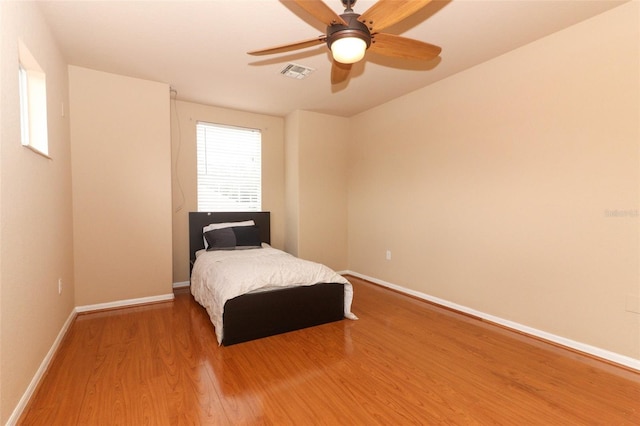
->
[331,37,367,64]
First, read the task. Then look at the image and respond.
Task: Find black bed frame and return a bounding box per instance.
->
[189,212,345,345]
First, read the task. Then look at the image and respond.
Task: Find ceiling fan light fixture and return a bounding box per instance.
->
[248,0,442,85]
[330,36,367,64]
[326,13,371,64]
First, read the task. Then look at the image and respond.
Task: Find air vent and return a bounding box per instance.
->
[281,63,315,80]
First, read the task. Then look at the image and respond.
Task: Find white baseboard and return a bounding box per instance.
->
[6,308,77,426]
[345,270,640,372]
[9,292,177,424]
[172,281,190,289]
[75,293,175,313]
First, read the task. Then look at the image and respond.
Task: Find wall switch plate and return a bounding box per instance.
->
[58,278,62,295]
[386,250,392,261]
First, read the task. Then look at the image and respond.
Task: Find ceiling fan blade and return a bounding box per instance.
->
[331,60,352,84]
[248,36,326,56]
[369,33,441,60]
[293,0,347,26]
[359,0,432,33]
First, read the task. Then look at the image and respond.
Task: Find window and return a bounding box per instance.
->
[196,122,261,212]
[18,40,49,156]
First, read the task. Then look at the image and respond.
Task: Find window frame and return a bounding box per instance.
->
[196,121,262,212]
[18,40,50,158]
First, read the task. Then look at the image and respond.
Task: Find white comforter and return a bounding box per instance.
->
[190,244,357,344]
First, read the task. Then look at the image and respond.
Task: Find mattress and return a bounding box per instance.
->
[191,244,357,344]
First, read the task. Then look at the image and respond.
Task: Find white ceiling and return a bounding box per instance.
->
[37,0,626,117]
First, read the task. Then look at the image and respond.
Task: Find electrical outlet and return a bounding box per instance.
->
[386,250,392,261]
[58,278,63,295]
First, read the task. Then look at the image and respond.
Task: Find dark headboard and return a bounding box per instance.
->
[189,211,271,267]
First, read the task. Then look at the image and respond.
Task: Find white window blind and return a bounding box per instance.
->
[196,122,262,212]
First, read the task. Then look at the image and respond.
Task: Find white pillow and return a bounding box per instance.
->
[202,220,255,248]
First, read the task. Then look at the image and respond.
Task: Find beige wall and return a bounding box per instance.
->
[69,66,173,305]
[284,110,300,256]
[348,3,639,359]
[285,110,349,270]
[171,100,285,283]
[0,2,74,422]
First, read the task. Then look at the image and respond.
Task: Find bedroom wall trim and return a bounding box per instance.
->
[345,271,640,372]
[7,308,77,425]
[9,293,175,423]
[173,281,190,289]
[75,293,175,313]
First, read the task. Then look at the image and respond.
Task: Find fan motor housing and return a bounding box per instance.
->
[326,13,371,50]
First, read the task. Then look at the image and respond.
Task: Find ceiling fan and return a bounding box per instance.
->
[248,0,442,84]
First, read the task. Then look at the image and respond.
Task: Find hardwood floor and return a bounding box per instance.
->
[19,276,640,425]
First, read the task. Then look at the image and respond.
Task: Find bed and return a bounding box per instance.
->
[189,211,357,345]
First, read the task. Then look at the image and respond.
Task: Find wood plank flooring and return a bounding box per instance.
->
[19,276,640,425]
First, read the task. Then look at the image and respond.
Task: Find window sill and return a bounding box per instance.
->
[23,144,52,160]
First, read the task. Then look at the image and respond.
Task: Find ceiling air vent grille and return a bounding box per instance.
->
[281,63,314,80]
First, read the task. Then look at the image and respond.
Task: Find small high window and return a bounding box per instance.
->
[19,40,49,157]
